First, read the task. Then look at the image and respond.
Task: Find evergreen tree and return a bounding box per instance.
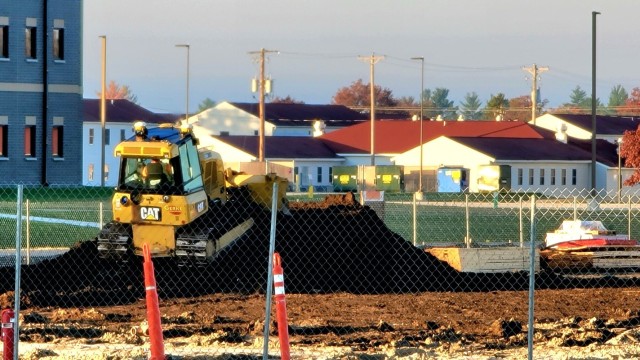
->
[459,92,483,120]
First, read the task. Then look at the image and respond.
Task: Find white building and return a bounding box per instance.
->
[187,101,367,137]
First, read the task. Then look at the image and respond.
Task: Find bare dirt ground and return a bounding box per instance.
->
[5,289,640,359]
[2,193,640,359]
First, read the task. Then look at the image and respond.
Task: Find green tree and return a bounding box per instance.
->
[484,93,509,120]
[559,85,602,113]
[332,79,397,107]
[568,86,588,106]
[459,92,483,120]
[429,88,457,119]
[608,85,628,109]
[197,97,216,112]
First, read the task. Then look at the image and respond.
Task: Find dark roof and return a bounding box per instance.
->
[550,113,640,135]
[217,135,340,159]
[228,102,369,127]
[566,137,619,167]
[451,137,617,166]
[83,99,178,124]
[319,120,551,154]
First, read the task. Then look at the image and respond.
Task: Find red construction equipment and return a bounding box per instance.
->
[273,253,290,360]
[1,308,14,360]
[143,244,165,360]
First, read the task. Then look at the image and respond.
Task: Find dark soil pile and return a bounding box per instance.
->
[0,193,618,308]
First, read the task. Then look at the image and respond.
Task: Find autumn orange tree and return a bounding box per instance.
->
[504,95,531,121]
[620,126,640,185]
[619,87,640,116]
[332,79,397,107]
[96,80,139,104]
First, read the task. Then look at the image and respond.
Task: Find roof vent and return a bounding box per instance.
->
[555,122,568,143]
[312,120,326,137]
[457,115,465,121]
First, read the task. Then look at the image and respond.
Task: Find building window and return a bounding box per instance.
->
[540,169,545,186]
[528,169,534,186]
[220,131,230,136]
[517,168,523,186]
[89,128,94,145]
[550,169,556,185]
[88,164,94,182]
[0,125,7,157]
[24,126,36,157]
[104,164,109,182]
[52,126,63,157]
[254,130,258,136]
[317,167,323,183]
[328,166,333,181]
[104,129,110,145]
[53,27,64,60]
[0,25,8,58]
[561,169,567,186]
[120,129,126,141]
[572,169,577,186]
[25,26,36,59]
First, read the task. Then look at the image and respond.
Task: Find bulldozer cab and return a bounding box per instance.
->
[120,158,175,190]
[115,125,206,196]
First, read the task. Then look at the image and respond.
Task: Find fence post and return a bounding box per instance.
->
[412,192,417,246]
[13,184,23,360]
[99,202,104,229]
[628,196,632,239]
[263,182,280,360]
[25,199,30,265]
[465,194,470,248]
[527,194,537,360]
[519,196,523,248]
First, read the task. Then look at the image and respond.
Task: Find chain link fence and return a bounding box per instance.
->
[2,184,640,358]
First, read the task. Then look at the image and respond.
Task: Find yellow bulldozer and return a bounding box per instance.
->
[97,121,289,266]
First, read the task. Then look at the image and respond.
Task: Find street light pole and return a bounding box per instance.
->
[175,44,190,122]
[591,11,600,198]
[411,57,424,195]
[99,35,106,187]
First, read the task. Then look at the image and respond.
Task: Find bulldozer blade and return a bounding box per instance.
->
[217,218,255,251]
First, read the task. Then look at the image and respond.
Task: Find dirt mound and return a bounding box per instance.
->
[0,194,595,307]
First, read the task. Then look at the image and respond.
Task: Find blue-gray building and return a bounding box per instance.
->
[0,0,82,185]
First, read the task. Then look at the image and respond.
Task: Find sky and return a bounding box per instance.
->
[83,0,640,115]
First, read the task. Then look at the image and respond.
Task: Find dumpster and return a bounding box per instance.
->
[332,166,358,192]
[375,165,404,192]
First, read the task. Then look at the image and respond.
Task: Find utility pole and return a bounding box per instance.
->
[522,64,548,125]
[358,53,384,166]
[249,48,278,162]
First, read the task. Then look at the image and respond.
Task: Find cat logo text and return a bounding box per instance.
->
[140,207,161,221]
